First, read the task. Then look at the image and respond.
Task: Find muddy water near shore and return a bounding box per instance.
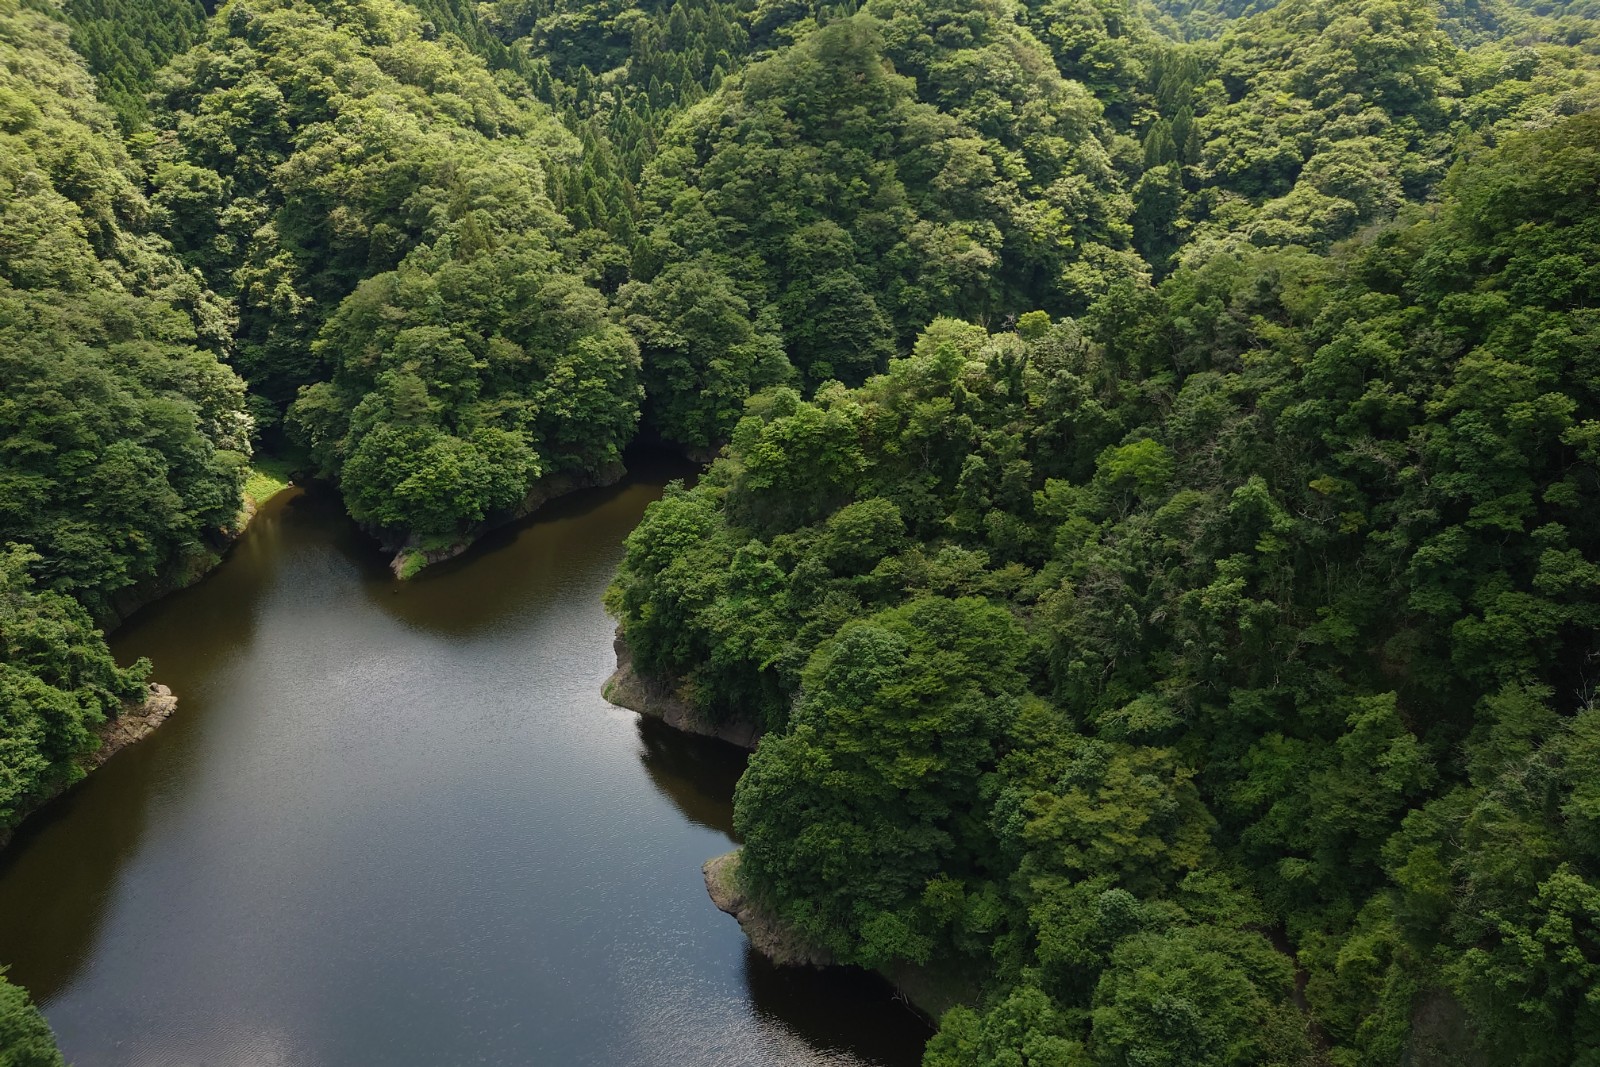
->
[0,458,930,1066]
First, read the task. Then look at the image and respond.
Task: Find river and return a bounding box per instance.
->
[0,457,931,1066]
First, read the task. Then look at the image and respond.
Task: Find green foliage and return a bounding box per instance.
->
[609,111,1600,1066]
[0,971,64,1067]
[1129,0,1600,273]
[0,0,249,617]
[147,0,581,410]
[242,457,295,510]
[289,237,640,540]
[142,0,644,543]
[59,0,207,130]
[1090,925,1309,1067]
[734,596,1028,966]
[632,0,1138,401]
[0,546,147,834]
[925,984,1090,1067]
[619,258,791,449]
[10,0,1600,1062]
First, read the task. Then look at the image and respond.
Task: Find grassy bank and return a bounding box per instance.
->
[243,456,296,512]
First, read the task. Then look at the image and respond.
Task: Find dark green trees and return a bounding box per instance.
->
[632,0,1136,404]
[60,0,208,129]
[5,0,1600,1061]
[618,260,789,451]
[0,973,63,1067]
[145,0,644,547]
[0,547,148,835]
[735,597,1028,966]
[0,0,250,618]
[149,0,576,411]
[291,238,641,541]
[609,109,1600,1066]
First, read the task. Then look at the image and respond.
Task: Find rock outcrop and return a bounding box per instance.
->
[90,683,179,769]
[602,629,761,749]
[703,850,834,967]
[0,683,178,851]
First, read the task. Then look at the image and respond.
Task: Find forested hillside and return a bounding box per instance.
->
[0,0,237,885]
[612,107,1600,1064]
[3,0,1600,1061]
[603,1,1600,1064]
[146,0,643,552]
[57,0,208,129]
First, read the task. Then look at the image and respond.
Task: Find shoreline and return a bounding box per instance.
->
[13,464,296,850]
[0,683,179,853]
[601,628,762,749]
[88,683,180,772]
[99,461,298,633]
[389,461,629,580]
[601,634,967,1023]
[703,851,835,967]
[703,848,970,1023]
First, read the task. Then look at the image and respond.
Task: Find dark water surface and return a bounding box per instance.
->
[0,459,930,1066]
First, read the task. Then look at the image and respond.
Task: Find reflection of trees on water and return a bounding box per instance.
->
[635,716,747,836]
[0,747,159,1002]
[742,945,933,1067]
[106,487,320,672]
[0,494,326,1003]
[350,456,696,638]
[633,714,933,1067]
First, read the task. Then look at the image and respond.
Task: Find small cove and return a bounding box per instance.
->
[0,458,930,1066]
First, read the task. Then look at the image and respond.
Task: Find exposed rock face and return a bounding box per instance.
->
[602,630,761,749]
[0,683,178,851]
[91,683,179,768]
[703,850,834,968]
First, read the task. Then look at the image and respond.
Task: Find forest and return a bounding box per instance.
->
[1,0,1598,1060]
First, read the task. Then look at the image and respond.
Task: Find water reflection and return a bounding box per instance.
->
[0,455,928,1067]
[0,768,154,1002]
[363,464,696,635]
[635,717,747,836]
[744,948,933,1067]
[633,722,935,1065]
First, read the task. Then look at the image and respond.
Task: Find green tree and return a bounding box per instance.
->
[734,596,1028,966]
[0,972,64,1067]
[618,259,791,450]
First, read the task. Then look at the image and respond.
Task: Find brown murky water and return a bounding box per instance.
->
[0,457,930,1066]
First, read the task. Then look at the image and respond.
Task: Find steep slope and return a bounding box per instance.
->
[609,110,1600,1066]
[147,0,642,557]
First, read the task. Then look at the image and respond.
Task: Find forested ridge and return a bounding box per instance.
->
[1,0,1599,1060]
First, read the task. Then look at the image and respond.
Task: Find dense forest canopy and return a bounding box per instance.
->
[4,0,1600,1061]
[611,105,1600,1063]
[145,0,643,544]
[0,0,232,875]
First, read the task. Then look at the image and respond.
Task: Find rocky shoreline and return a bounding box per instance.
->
[0,683,179,852]
[703,848,965,1020]
[603,632,970,1022]
[601,628,762,749]
[703,850,835,967]
[90,683,180,770]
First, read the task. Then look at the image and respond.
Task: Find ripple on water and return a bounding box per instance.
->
[0,465,930,1067]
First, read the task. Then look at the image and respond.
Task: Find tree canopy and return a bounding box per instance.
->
[7,0,1600,1061]
[609,108,1600,1066]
